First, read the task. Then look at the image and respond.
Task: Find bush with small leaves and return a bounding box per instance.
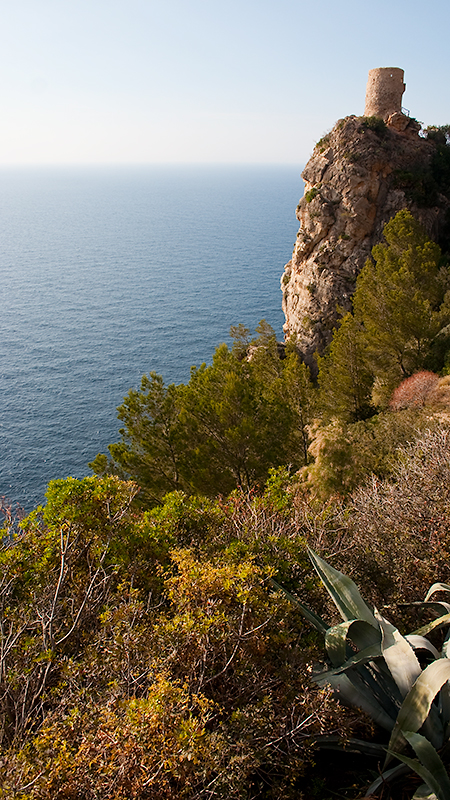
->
[389,371,439,410]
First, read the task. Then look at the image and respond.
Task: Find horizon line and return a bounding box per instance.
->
[0,161,304,169]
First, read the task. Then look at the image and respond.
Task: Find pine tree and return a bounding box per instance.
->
[317,312,374,422]
[353,210,450,386]
[90,323,314,503]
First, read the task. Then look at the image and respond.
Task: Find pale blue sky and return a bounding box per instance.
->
[0,0,449,164]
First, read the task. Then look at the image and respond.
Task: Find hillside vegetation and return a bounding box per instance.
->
[91,210,450,502]
[3,210,450,799]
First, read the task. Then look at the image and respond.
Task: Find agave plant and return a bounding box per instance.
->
[273,550,450,799]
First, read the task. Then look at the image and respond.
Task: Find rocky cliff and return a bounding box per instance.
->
[281,114,450,367]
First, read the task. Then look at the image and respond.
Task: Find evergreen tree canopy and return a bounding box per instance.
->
[353,209,450,383]
[90,323,314,504]
[317,312,374,422]
[317,210,450,422]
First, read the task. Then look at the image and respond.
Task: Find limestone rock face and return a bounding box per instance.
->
[281,115,449,367]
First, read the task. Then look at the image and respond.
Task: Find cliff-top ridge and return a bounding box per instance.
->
[281,68,450,367]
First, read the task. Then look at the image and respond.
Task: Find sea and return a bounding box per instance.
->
[0,165,303,512]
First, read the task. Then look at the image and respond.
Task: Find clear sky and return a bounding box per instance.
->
[1,0,449,165]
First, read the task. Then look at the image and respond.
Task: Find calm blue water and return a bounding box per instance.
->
[0,165,302,511]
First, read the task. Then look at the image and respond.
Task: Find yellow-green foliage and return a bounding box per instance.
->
[4,423,450,797]
[302,407,432,499]
[0,476,349,799]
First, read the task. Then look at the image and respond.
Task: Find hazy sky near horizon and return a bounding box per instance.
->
[1,0,449,165]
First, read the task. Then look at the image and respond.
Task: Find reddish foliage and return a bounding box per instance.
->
[389,371,439,410]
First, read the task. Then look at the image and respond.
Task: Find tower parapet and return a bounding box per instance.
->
[364,67,405,121]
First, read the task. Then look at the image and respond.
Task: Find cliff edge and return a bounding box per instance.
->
[281,103,450,367]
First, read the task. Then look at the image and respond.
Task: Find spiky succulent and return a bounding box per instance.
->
[273,551,450,799]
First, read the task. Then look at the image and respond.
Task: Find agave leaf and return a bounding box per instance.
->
[325,619,381,667]
[365,763,410,796]
[316,670,397,732]
[347,618,383,651]
[314,642,383,680]
[367,658,405,710]
[307,548,377,626]
[404,730,450,797]
[325,621,355,667]
[388,731,450,800]
[376,610,422,698]
[313,653,402,730]
[386,752,445,800]
[413,613,450,638]
[421,710,445,752]
[426,602,450,615]
[312,735,387,758]
[386,660,450,764]
[406,635,441,660]
[412,786,438,800]
[426,584,450,602]
[269,577,329,634]
[438,679,450,731]
[323,647,403,721]
[442,631,450,660]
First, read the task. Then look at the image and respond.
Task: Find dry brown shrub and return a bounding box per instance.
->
[430,374,450,409]
[335,425,450,611]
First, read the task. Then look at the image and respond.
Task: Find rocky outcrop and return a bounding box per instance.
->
[281,114,450,367]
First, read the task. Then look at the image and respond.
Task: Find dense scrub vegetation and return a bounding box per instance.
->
[3,209,450,798]
[3,430,450,799]
[394,125,450,223]
[89,321,313,505]
[91,210,450,502]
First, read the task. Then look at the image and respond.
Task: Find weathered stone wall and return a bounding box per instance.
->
[364,67,405,120]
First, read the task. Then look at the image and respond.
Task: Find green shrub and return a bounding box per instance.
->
[362,115,387,135]
[305,185,321,203]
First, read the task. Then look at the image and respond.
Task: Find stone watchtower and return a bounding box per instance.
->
[364,67,405,121]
